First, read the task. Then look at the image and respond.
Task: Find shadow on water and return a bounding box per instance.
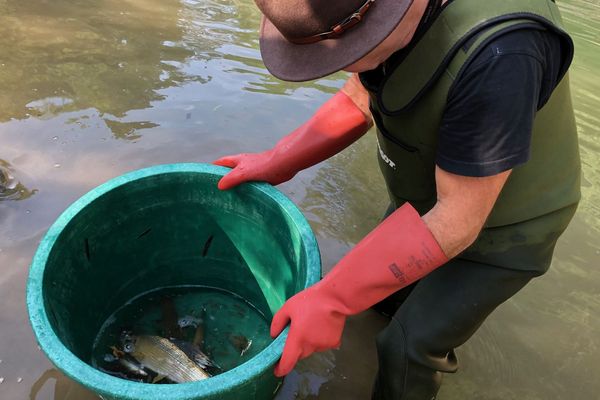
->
[0,0,598,399]
[29,369,97,400]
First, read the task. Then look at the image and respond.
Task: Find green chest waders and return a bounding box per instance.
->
[361,1,582,399]
[361,0,581,273]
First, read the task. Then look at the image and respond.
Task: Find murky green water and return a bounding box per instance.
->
[91,286,271,382]
[0,0,597,399]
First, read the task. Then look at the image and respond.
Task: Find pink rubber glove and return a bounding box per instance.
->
[270,203,448,376]
[213,91,369,190]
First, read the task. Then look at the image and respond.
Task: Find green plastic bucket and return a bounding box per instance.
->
[26,163,321,400]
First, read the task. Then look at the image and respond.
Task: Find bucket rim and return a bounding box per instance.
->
[26,162,321,399]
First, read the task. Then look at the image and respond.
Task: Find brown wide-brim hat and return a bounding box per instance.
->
[257,0,414,82]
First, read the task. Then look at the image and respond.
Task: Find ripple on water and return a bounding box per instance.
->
[0,160,37,201]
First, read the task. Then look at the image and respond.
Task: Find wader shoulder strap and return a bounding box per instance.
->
[379,0,573,115]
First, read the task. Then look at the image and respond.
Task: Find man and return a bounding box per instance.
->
[214,0,581,398]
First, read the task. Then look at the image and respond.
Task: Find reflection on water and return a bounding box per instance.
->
[0,0,195,125]
[0,0,598,399]
[301,134,388,249]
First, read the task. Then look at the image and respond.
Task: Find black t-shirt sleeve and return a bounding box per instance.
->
[436,28,564,177]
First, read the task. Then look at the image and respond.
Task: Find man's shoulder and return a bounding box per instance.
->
[451,26,566,110]
[464,27,564,70]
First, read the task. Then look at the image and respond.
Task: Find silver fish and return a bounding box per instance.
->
[118,356,148,377]
[170,338,216,370]
[127,335,211,383]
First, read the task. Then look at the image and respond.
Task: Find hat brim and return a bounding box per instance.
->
[259,0,414,82]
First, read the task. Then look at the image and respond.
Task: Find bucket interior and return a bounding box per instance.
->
[40,170,312,365]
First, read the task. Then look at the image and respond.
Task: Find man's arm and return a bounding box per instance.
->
[270,166,512,376]
[341,73,373,127]
[214,74,372,189]
[423,167,511,258]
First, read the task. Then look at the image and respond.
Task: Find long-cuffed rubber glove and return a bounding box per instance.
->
[213,91,370,190]
[270,203,449,377]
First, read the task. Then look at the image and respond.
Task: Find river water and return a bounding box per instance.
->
[0,0,597,399]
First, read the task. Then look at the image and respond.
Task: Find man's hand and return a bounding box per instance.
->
[213,150,295,190]
[270,286,345,377]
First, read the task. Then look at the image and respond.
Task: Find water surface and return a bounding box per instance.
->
[0,0,598,399]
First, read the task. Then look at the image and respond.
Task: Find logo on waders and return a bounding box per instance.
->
[377,139,396,170]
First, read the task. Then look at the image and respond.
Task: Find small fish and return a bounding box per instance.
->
[111,345,125,358]
[177,315,202,328]
[125,335,211,383]
[118,355,149,377]
[120,331,136,354]
[107,346,149,379]
[229,334,252,357]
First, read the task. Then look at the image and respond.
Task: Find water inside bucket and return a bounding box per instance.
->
[91,285,272,383]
